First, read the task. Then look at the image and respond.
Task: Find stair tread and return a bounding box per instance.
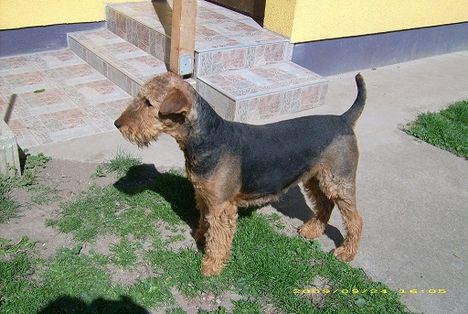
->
[107,0,288,52]
[198,62,327,101]
[68,29,167,84]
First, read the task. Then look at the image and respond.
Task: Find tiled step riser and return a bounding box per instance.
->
[195,42,292,76]
[106,6,292,77]
[197,80,328,123]
[69,37,141,96]
[106,6,170,65]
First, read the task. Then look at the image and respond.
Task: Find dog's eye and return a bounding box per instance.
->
[144,99,153,107]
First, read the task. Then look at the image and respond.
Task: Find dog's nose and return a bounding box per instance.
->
[114,119,121,129]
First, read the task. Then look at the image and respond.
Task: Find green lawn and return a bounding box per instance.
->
[405,100,468,158]
[0,154,407,313]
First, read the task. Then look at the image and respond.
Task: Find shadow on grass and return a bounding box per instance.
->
[38,295,149,314]
[114,164,344,247]
[113,164,199,231]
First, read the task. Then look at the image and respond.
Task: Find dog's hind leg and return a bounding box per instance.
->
[201,202,238,276]
[315,165,362,262]
[332,194,362,261]
[299,176,335,239]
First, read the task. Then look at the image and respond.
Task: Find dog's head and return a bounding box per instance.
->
[114,72,194,147]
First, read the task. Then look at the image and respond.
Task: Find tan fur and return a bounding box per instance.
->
[115,72,194,147]
[188,154,241,275]
[115,73,365,276]
[298,136,362,261]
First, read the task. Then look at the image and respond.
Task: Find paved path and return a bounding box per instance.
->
[31,51,468,313]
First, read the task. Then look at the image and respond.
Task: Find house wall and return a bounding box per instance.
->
[264,0,468,43]
[293,22,468,76]
[0,0,143,30]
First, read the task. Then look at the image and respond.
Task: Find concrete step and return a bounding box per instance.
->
[68,29,167,96]
[0,120,21,176]
[197,62,328,122]
[106,0,292,77]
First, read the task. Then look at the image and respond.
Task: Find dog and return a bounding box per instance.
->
[114,72,366,276]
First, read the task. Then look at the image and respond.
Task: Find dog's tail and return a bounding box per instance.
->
[341,73,367,127]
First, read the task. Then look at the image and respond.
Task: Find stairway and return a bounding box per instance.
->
[69,0,327,123]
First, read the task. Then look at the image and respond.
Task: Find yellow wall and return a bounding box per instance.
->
[0,0,145,30]
[264,0,468,43]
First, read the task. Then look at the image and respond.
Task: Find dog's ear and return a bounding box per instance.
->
[159,87,191,115]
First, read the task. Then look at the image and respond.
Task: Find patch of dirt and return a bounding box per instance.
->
[0,202,75,258]
[259,297,283,314]
[106,261,158,286]
[34,159,117,197]
[0,159,117,258]
[257,205,303,237]
[171,288,243,313]
[156,221,197,252]
[81,234,120,256]
[299,275,333,308]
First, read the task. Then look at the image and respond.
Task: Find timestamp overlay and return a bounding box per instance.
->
[292,288,448,295]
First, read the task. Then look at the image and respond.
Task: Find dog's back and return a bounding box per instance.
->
[235,115,352,196]
[227,74,366,197]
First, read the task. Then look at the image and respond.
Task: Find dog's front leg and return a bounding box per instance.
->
[194,192,208,244]
[202,202,238,276]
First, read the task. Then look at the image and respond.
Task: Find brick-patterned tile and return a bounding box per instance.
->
[0,48,134,148]
[199,62,325,100]
[107,0,287,53]
[64,80,129,106]
[47,64,104,86]
[2,71,57,94]
[35,50,83,69]
[15,89,77,117]
[0,55,40,75]
[196,48,248,76]
[6,118,40,147]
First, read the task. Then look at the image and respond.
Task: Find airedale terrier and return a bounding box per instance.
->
[114,72,366,276]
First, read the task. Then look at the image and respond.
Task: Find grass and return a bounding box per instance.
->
[0,153,50,223]
[405,100,468,157]
[94,149,142,177]
[110,238,139,267]
[0,176,18,223]
[1,153,407,313]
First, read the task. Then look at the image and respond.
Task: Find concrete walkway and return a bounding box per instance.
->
[30,51,468,314]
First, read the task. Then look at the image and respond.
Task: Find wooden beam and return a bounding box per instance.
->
[170,0,197,76]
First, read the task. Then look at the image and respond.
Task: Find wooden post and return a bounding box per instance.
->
[170,0,197,76]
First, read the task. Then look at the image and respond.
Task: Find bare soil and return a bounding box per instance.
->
[0,159,116,258]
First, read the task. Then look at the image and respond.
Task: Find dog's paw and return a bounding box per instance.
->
[298,222,325,239]
[201,257,224,277]
[333,246,356,262]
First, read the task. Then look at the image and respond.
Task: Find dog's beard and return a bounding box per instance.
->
[120,127,158,148]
